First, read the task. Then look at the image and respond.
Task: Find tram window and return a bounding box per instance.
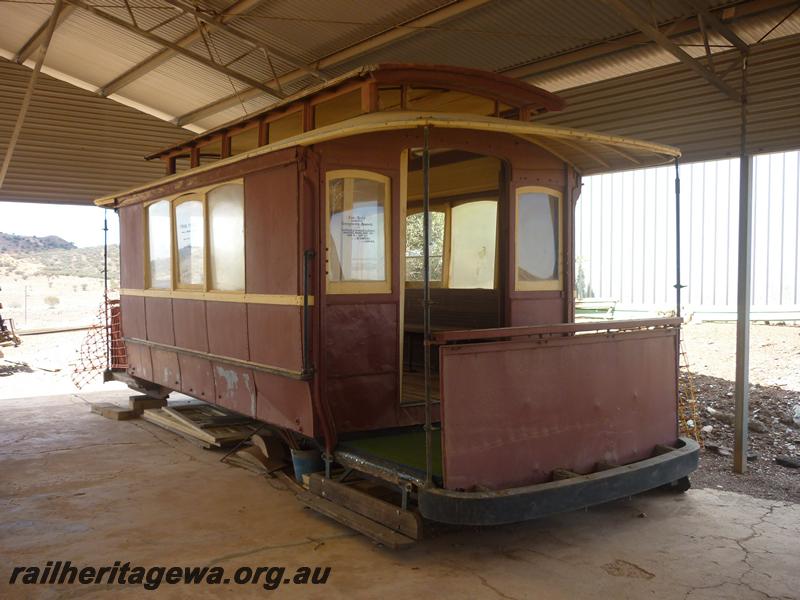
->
[408,87,496,116]
[208,183,245,291]
[327,171,391,293]
[230,127,259,155]
[173,154,191,173]
[405,211,445,284]
[147,200,172,289]
[449,200,497,289]
[198,138,222,167]
[515,187,562,291]
[314,90,362,128]
[175,197,205,287]
[269,111,303,144]
[378,87,402,111]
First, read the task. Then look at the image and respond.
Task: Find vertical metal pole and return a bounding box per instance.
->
[422,126,433,486]
[104,210,110,369]
[674,159,682,318]
[734,56,752,474]
[0,0,63,189]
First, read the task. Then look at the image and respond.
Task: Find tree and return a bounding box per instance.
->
[44,296,60,309]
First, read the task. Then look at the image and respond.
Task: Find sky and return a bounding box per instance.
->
[0,201,120,248]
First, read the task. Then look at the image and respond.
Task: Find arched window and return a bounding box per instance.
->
[515,186,562,291]
[143,179,244,293]
[174,196,205,288]
[326,170,391,294]
[208,183,245,291]
[146,200,171,289]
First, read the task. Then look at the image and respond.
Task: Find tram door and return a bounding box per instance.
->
[400,150,504,405]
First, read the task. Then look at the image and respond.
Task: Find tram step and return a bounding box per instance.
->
[307,473,422,540]
[297,491,417,549]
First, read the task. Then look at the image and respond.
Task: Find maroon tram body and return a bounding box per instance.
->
[99,64,698,528]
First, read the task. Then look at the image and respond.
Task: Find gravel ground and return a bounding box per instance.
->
[681,322,800,503]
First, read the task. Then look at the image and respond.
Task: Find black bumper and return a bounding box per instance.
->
[418,437,700,526]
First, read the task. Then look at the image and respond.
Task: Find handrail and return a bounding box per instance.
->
[433,317,682,344]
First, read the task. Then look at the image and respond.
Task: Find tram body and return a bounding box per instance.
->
[99,64,698,526]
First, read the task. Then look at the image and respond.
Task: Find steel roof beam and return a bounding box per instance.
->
[602,0,742,102]
[505,0,789,81]
[160,0,325,81]
[174,0,493,127]
[65,0,284,100]
[683,0,751,53]
[98,0,270,97]
[1,0,65,190]
[14,4,76,64]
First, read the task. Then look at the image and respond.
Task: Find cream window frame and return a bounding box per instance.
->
[514,185,563,292]
[142,179,245,294]
[144,198,174,290]
[404,205,451,289]
[325,169,392,295]
[173,193,207,291]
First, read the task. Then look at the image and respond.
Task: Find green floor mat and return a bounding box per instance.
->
[339,429,442,479]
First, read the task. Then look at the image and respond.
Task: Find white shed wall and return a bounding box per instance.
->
[576,150,800,319]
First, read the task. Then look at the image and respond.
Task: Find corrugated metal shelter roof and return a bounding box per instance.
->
[0,58,191,204]
[1,0,799,203]
[3,0,797,132]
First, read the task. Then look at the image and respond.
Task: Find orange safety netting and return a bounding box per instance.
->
[71,296,127,389]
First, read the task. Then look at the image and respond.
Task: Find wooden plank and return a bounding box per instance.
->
[297,492,416,549]
[90,402,138,421]
[162,405,257,436]
[434,317,683,343]
[128,395,167,413]
[141,409,219,444]
[307,474,423,540]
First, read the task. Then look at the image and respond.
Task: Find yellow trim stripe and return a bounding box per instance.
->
[120,288,313,306]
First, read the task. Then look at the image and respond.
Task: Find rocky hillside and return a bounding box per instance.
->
[0,242,120,283]
[0,232,76,254]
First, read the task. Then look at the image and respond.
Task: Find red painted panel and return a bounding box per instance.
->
[145,297,174,345]
[327,373,397,433]
[119,204,144,289]
[439,329,679,490]
[212,363,256,416]
[120,295,146,339]
[151,349,181,389]
[172,299,208,351]
[325,303,397,377]
[247,304,302,371]
[178,355,215,402]
[255,373,314,435]
[245,164,299,295]
[126,343,152,381]
[206,302,249,360]
[508,297,564,326]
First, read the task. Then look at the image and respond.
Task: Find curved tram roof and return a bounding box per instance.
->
[97,111,680,207]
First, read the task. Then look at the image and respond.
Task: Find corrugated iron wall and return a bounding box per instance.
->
[576,151,800,316]
[0,59,190,205]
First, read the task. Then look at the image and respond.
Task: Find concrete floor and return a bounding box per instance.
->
[1,391,798,600]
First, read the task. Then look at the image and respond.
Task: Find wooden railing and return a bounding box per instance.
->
[432,317,682,344]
